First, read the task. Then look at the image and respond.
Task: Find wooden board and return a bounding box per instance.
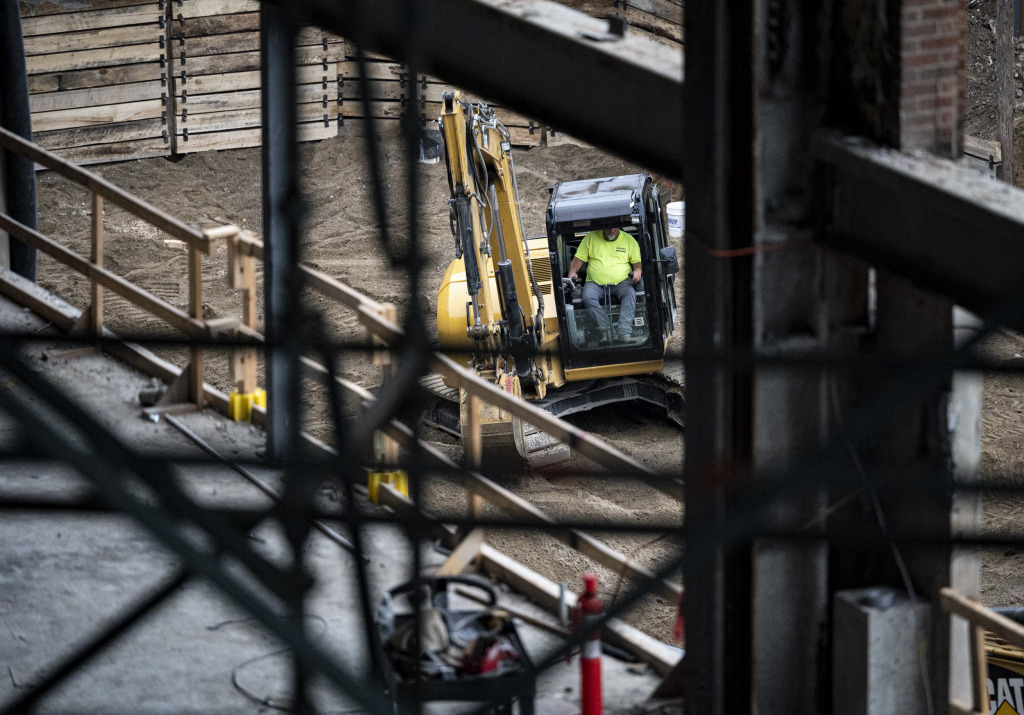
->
[25,42,163,74]
[23,22,164,56]
[171,46,342,76]
[55,135,170,166]
[173,66,334,96]
[20,0,154,17]
[30,78,165,113]
[31,98,165,132]
[170,11,259,39]
[28,62,166,94]
[177,102,334,134]
[172,120,336,154]
[174,0,259,19]
[20,2,161,36]
[33,117,167,149]
[559,0,682,42]
[172,31,340,59]
[175,83,335,115]
[339,60,410,83]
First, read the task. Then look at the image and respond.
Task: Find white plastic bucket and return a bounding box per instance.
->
[666,201,685,238]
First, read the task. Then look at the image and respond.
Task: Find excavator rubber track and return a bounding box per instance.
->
[420,366,684,468]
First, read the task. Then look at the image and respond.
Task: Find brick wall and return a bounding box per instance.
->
[900,0,966,156]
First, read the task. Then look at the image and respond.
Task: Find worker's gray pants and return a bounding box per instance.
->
[582,279,636,338]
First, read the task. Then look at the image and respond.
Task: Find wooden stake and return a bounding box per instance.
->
[189,243,204,408]
[465,390,484,519]
[90,192,103,337]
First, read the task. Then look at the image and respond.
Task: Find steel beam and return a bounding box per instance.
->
[817,133,1024,331]
[267,0,684,177]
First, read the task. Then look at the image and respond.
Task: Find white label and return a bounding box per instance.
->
[634,317,644,326]
[583,639,601,659]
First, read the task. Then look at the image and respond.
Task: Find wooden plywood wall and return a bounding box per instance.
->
[17,0,682,165]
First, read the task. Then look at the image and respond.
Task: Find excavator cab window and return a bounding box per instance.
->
[559,227,652,352]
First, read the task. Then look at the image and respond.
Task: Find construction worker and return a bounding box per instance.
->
[567,227,642,342]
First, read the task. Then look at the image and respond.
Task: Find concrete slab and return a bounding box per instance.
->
[0,292,668,713]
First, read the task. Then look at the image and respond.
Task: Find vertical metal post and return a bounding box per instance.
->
[262,3,302,461]
[0,0,37,280]
[682,1,756,713]
[261,6,314,712]
[90,192,103,337]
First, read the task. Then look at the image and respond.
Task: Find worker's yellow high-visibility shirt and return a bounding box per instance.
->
[576,230,641,285]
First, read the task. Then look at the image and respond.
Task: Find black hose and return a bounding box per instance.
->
[0,0,37,281]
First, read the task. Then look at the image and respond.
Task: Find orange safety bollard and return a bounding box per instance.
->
[576,572,603,715]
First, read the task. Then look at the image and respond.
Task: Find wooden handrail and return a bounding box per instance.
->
[0,211,206,337]
[0,126,210,254]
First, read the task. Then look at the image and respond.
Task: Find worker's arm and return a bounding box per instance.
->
[568,256,585,282]
[631,261,642,283]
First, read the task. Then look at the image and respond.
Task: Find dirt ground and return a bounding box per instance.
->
[31,133,686,644]
[26,4,1024,648]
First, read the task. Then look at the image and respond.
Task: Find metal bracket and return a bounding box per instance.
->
[181,70,187,84]
[161,92,167,106]
[181,108,187,122]
[162,129,169,143]
[323,114,329,128]
[183,128,189,141]
[182,89,187,103]
[159,53,166,68]
[161,111,167,125]
[159,35,165,49]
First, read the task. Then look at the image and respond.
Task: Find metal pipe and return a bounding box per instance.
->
[162,413,365,561]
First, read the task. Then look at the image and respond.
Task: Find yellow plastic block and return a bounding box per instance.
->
[367,470,409,503]
[389,470,409,497]
[253,388,266,409]
[228,391,253,422]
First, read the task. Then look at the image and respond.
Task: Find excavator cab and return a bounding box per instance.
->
[546,174,678,377]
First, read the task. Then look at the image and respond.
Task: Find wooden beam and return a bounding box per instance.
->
[0,212,206,337]
[175,30,340,58]
[435,528,484,576]
[176,0,259,19]
[940,587,1024,649]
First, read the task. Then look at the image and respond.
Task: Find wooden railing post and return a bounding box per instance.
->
[188,242,204,408]
[89,191,103,337]
[465,391,484,520]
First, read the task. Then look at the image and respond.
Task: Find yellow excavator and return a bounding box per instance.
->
[428,92,682,465]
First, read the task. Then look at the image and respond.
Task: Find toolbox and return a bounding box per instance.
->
[375,575,536,714]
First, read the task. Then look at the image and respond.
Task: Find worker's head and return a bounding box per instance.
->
[602,227,620,241]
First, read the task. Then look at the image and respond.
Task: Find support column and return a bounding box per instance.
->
[261,5,302,460]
